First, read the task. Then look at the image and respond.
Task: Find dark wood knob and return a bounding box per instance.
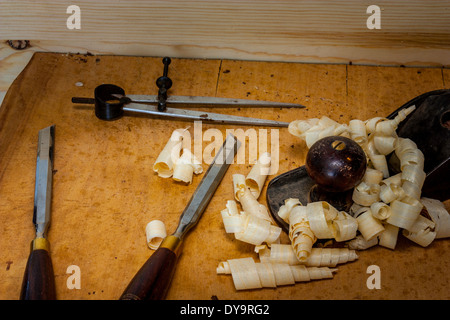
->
[306,136,367,192]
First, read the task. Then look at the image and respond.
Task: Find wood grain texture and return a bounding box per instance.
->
[0,53,448,300]
[0,43,34,92]
[1,1,450,66]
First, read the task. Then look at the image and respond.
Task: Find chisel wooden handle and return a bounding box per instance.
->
[20,239,56,300]
[120,235,182,300]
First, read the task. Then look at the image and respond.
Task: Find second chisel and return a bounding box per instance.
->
[20,125,56,300]
[120,133,241,300]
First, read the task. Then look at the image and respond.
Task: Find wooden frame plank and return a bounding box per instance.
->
[1,1,450,66]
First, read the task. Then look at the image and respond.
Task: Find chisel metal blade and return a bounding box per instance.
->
[173,133,241,239]
[20,125,56,300]
[33,125,55,239]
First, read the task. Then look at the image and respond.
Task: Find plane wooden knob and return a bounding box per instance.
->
[305,136,367,211]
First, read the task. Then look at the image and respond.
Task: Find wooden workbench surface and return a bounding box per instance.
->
[0,53,449,300]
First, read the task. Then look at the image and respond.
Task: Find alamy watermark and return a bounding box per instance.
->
[171,121,280,175]
[66,5,81,30]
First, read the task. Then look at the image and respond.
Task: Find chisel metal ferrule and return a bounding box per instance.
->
[30,237,50,251]
[159,235,182,256]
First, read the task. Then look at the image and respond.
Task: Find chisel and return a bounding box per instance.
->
[120,133,241,300]
[20,125,56,300]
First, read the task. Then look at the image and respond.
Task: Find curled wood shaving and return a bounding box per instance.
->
[289,205,316,261]
[245,152,271,199]
[240,188,273,222]
[258,244,358,267]
[277,199,358,262]
[362,168,384,185]
[153,129,185,178]
[370,202,391,220]
[173,148,203,184]
[232,174,246,201]
[153,129,203,184]
[221,181,281,246]
[352,181,381,206]
[217,257,337,290]
[234,214,279,245]
[387,197,423,230]
[288,116,349,148]
[220,154,282,246]
[421,198,450,239]
[145,220,167,250]
[220,200,245,233]
[348,234,378,250]
[349,119,368,145]
[402,215,436,247]
[378,223,399,249]
[355,208,385,241]
[331,211,359,241]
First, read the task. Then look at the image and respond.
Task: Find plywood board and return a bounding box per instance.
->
[444,68,450,89]
[0,53,448,300]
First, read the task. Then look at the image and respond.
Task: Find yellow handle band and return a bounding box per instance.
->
[31,237,50,251]
[159,235,182,256]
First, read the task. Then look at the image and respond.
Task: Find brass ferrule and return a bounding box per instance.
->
[31,237,50,251]
[159,235,182,256]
